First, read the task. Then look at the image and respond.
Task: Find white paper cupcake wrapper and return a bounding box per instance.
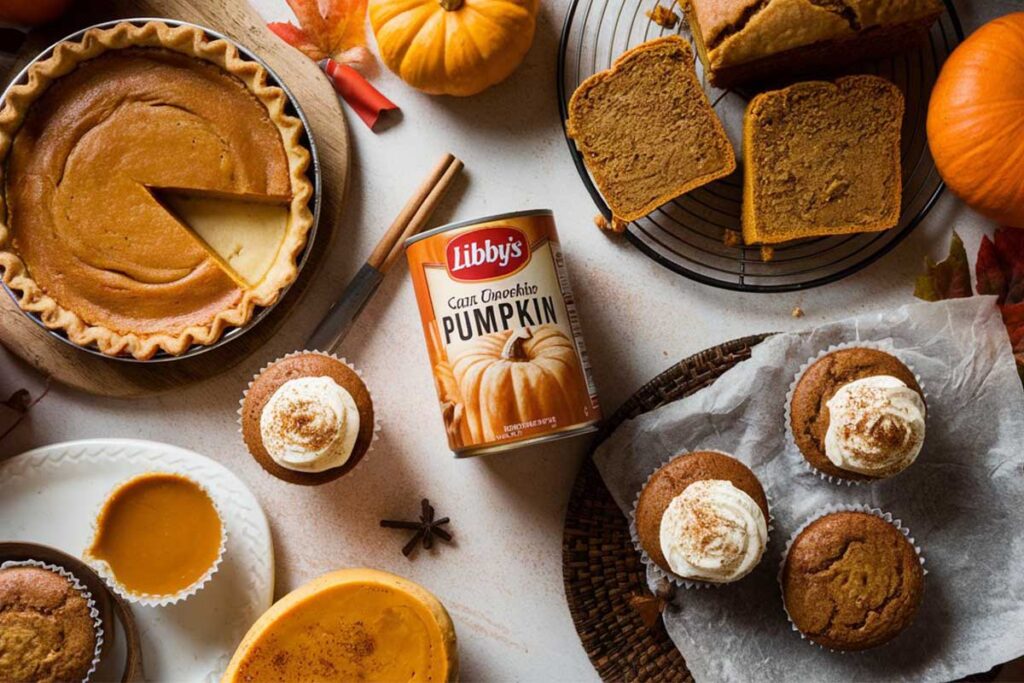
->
[784,340,929,487]
[1,559,105,681]
[83,472,227,607]
[777,503,927,653]
[629,450,774,590]
[238,349,382,480]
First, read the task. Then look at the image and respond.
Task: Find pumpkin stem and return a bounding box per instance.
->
[501,327,533,361]
[439,0,463,10]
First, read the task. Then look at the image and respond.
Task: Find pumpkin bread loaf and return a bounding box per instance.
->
[742,75,904,245]
[0,565,99,683]
[635,450,769,581]
[683,0,943,87]
[781,511,924,651]
[567,36,735,223]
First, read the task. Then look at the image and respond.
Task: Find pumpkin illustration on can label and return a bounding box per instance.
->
[406,210,601,455]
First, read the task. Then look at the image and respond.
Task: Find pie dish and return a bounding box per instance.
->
[0,21,314,359]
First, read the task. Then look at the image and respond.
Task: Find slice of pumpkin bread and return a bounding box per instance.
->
[567,36,735,223]
[742,75,904,245]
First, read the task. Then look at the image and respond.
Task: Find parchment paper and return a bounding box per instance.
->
[594,297,1024,682]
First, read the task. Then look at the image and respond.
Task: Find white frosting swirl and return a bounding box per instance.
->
[259,376,360,473]
[825,375,926,476]
[659,479,768,583]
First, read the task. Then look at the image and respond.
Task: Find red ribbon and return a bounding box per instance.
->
[319,58,398,130]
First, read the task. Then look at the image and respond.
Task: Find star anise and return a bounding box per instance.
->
[380,499,453,558]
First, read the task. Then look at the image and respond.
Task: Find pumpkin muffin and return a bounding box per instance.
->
[0,564,100,683]
[634,451,769,584]
[84,472,225,605]
[781,511,924,651]
[241,352,376,486]
[790,347,926,481]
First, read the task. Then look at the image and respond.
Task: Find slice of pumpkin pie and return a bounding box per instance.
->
[0,21,313,359]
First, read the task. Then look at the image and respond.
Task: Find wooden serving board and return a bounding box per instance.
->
[0,0,349,397]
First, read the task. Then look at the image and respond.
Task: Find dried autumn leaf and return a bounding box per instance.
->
[995,227,1024,305]
[976,235,1007,301]
[914,231,973,301]
[270,0,369,64]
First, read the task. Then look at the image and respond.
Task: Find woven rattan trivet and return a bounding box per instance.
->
[561,333,1005,683]
[562,334,768,682]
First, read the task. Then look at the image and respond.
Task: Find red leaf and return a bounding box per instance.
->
[914,231,973,301]
[1000,301,1024,352]
[267,22,327,61]
[976,235,1007,301]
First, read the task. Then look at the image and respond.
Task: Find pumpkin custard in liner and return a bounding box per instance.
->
[786,342,928,485]
[631,450,772,589]
[0,559,105,682]
[83,472,226,607]
[239,350,380,486]
[779,505,926,652]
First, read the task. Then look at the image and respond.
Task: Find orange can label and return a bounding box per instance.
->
[406,210,602,455]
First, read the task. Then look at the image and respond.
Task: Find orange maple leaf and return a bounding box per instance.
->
[269,0,368,62]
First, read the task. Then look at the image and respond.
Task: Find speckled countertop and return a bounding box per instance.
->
[1,0,1021,679]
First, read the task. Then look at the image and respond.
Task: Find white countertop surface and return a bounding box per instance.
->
[2,0,1022,680]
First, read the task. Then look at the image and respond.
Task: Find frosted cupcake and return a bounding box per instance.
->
[789,347,926,481]
[240,351,376,485]
[633,450,769,586]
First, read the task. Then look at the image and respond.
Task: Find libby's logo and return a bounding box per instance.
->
[445,227,530,281]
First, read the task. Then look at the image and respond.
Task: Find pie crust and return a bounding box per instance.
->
[0,21,314,359]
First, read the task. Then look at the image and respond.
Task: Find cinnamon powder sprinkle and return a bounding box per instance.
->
[278,398,336,451]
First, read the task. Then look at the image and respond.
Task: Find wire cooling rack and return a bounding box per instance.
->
[557,1,964,292]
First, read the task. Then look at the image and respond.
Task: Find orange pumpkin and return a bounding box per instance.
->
[450,325,591,443]
[368,0,539,96]
[927,13,1024,227]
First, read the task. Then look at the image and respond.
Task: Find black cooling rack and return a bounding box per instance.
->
[557,0,965,292]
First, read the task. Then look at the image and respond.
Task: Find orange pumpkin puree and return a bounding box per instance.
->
[224,569,457,682]
[86,472,222,596]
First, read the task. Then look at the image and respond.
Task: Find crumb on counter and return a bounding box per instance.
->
[594,214,609,231]
[760,245,774,262]
[792,306,804,318]
[723,229,742,248]
[646,3,680,29]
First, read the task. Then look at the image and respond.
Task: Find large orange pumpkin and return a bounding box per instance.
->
[927,13,1024,227]
[368,0,539,96]
[450,325,590,443]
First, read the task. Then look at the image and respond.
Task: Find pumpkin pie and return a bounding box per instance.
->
[84,471,225,604]
[0,21,313,359]
[223,568,458,682]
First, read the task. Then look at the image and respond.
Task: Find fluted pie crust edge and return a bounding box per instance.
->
[0,21,314,359]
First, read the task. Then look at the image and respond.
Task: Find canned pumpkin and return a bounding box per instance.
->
[405,210,601,456]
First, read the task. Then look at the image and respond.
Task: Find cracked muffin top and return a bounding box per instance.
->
[789,347,925,481]
[781,511,924,651]
[0,565,99,683]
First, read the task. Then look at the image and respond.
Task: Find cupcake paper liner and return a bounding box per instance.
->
[629,450,774,591]
[784,340,929,487]
[83,472,228,607]
[1,559,104,681]
[777,503,927,653]
[238,349,382,480]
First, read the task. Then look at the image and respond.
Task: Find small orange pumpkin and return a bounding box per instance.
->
[927,13,1024,227]
[450,325,591,443]
[368,0,539,96]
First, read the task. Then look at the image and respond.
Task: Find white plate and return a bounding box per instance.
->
[0,439,274,682]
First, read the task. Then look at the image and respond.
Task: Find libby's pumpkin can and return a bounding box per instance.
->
[405,209,602,456]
